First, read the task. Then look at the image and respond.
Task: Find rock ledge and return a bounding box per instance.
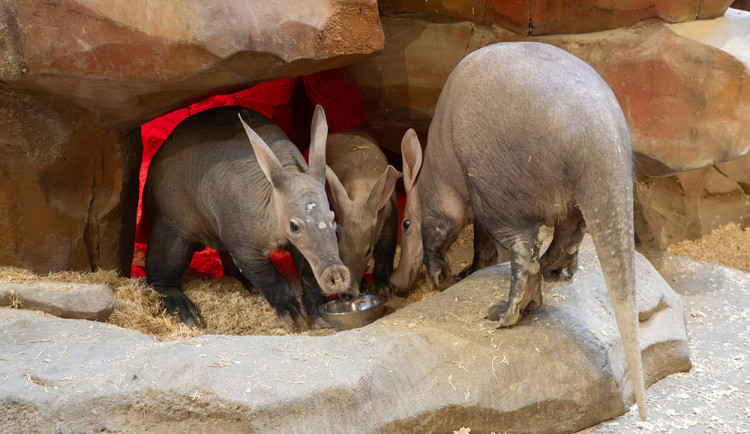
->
[0,238,689,433]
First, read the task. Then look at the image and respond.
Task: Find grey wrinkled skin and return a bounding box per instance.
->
[391,42,647,420]
[324,131,401,299]
[144,105,350,331]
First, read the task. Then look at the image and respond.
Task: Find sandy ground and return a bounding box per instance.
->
[578,248,750,433]
[572,223,750,433]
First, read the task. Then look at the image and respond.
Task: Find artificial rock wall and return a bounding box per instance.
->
[1,0,749,275]
[347,2,750,249]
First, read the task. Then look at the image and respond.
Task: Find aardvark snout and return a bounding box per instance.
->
[320,265,351,295]
[337,282,361,301]
[390,266,417,294]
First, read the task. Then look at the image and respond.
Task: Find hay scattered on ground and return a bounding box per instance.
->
[0,225,477,340]
[667,222,750,273]
[8,221,746,341]
[1,267,190,339]
[0,267,295,340]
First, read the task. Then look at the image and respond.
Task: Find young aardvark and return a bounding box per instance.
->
[144,105,351,331]
[324,131,401,299]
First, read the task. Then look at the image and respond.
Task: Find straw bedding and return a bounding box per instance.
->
[2,222,746,340]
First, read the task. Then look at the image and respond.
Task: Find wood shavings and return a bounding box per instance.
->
[668,222,750,273]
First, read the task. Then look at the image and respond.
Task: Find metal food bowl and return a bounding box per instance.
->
[319,294,386,331]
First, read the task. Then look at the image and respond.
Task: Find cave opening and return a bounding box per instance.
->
[130,69,403,281]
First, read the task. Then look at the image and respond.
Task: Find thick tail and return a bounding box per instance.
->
[576,167,647,420]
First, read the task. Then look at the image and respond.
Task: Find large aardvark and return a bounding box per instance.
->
[391,42,647,419]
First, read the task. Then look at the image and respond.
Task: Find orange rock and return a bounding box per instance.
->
[378,0,735,35]
[7,0,384,126]
[546,18,750,172]
[350,14,750,171]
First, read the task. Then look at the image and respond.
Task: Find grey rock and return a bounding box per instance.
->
[0,280,114,322]
[0,237,689,433]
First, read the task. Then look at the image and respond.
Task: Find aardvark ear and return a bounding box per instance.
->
[365,165,402,214]
[239,113,290,188]
[401,129,422,193]
[325,166,353,214]
[307,105,329,183]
